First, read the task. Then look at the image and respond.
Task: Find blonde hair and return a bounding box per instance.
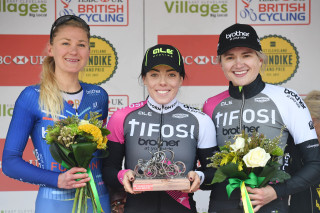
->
[39,19,90,119]
[304,90,320,120]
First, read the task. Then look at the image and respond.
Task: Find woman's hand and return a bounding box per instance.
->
[247,185,277,212]
[181,171,200,193]
[123,170,142,194]
[57,167,90,189]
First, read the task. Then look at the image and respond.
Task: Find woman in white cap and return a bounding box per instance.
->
[203,23,320,212]
[102,44,218,213]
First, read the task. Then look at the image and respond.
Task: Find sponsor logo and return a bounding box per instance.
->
[0,35,48,86]
[172,113,189,119]
[55,0,128,26]
[138,138,180,147]
[0,55,45,65]
[164,101,177,111]
[0,104,14,117]
[184,55,218,65]
[215,109,276,128]
[183,104,204,115]
[284,88,306,109]
[108,95,129,121]
[164,0,229,18]
[79,36,118,85]
[260,35,299,85]
[236,0,310,25]
[128,119,195,139]
[226,30,250,40]
[153,47,173,56]
[254,97,270,103]
[307,144,319,149]
[0,0,48,17]
[129,101,145,109]
[281,153,290,170]
[158,35,228,86]
[86,89,101,95]
[221,100,232,106]
[309,120,315,130]
[222,125,260,135]
[138,111,152,117]
[148,101,161,111]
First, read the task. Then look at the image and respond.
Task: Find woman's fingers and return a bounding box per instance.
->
[123,170,136,194]
[57,167,90,189]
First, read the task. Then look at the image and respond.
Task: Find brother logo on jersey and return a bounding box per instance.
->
[128,118,194,138]
[215,109,276,128]
[284,88,306,109]
[223,125,260,135]
[138,138,180,147]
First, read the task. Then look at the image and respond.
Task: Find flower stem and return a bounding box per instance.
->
[73,188,80,213]
[77,187,84,213]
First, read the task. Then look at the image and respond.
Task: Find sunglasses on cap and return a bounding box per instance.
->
[50,15,90,42]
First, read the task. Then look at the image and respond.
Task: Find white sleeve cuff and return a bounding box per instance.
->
[195,171,204,185]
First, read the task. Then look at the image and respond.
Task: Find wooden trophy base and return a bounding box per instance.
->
[133,177,190,192]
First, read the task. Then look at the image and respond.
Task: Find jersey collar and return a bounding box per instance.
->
[229,74,265,99]
[147,97,178,113]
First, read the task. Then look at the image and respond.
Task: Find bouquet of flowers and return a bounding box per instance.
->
[45,112,110,213]
[207,130,290,213]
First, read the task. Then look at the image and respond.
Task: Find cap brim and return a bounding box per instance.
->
[219,43,261,55]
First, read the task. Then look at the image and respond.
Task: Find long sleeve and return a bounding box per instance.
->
[2,87,60,187]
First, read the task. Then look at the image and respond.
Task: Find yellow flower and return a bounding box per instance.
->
[78,124,104,148]
[97,136,108,150]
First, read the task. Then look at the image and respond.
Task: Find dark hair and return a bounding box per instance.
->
[50,15,90,44]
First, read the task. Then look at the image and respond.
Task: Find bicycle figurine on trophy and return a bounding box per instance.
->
[132,140,190,191]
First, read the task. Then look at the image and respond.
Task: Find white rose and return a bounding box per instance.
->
[243,147,271,168]
[230,137,245,152]
[79,119,90,126]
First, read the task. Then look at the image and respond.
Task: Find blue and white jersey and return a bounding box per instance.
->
[2,82,110,213]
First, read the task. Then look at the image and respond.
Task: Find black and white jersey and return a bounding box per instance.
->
[102,97,217,213]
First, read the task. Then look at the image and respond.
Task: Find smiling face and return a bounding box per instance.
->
[47,26,90,77]
[220,47,263,86]
[143,65,183,105]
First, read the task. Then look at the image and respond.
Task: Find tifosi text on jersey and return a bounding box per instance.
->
[215,109,276,127]
[128,119,194,138]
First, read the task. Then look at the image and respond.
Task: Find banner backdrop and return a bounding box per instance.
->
[0,0,319,212]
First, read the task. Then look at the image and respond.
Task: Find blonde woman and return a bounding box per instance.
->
[203,23,320,213]
[2,15,111,212]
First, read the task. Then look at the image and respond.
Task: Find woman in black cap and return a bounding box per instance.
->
[203,23,320,212]
[102,44,218,213]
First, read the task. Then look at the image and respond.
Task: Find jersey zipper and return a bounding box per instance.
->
[239,87,245,132]
[158,105,164,150]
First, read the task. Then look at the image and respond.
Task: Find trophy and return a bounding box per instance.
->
[132,140,190,192]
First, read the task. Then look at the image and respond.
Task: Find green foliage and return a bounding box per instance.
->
[207,127,290,188]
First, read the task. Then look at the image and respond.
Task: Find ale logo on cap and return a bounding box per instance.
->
[260,35,299,85]
[79,36,118,85]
